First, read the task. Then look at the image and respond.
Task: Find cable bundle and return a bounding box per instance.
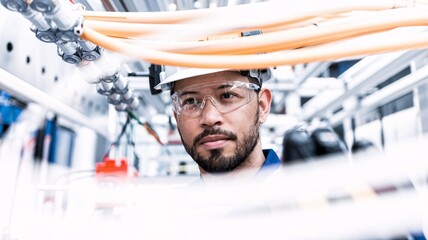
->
[80,0,428,68]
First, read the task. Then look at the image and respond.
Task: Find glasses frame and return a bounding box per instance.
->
[171,81,261,117]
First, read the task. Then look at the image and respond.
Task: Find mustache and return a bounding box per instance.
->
[193,128,238,146]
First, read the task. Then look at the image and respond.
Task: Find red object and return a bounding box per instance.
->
[96,158,128,176]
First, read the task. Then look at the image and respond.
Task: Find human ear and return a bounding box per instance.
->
[258,88,272,124]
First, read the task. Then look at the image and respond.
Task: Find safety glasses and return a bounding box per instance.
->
[171,81,260,118]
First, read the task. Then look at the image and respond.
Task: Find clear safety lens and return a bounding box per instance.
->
[171,81,260,118]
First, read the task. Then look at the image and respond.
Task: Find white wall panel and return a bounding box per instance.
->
[382,107,421,155]
[354,119,382,151]
[0,8,108,118]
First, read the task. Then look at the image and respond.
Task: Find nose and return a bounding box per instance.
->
[200,96,218,109]
[199,96,223,128]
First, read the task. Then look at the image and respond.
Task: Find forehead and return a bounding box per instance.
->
[173,71,250,92]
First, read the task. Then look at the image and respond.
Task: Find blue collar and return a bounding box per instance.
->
[261,149,282,169]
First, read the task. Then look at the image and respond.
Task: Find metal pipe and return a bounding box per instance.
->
[329,63,428,126]
[107,93,121,105]
[112,74,128,94]
[302,49,428,121]
[0,67,108,137]
[296,62,331,86]
[114,102,128,111]
[43,0,78,30]
[78,40,101,61]
[120,88,133,103]
[56,41,78,55]
[1,0,27,12]
[56,41,82,64]
[21,7,51,31]
[127,96,140,110]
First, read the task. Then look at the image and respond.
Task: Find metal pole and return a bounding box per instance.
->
[0,67,108,137]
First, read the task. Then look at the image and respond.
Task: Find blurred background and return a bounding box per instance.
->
[1,0,428,239]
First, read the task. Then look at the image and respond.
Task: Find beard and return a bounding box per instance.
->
[179,112,260,174]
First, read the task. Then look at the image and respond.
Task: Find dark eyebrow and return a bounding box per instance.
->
[218,84,233,89]
[179,90,199,97]
[180,83,233,96]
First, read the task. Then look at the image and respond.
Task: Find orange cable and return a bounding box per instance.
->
[81,25,428,69]
[84,7,428,55]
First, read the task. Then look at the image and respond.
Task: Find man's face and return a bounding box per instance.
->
[173,71,261,174]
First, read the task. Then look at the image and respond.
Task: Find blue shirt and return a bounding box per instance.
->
[256,149,281,179]
[261,149,282,169]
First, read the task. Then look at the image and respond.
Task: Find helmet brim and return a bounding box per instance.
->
[154,68,229,91]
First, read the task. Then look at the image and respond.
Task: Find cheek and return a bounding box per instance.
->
[242,102,259,121]
[177,118,197,142]
[230,107,257,130]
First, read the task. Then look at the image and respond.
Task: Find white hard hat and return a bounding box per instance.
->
[154,67,273,91]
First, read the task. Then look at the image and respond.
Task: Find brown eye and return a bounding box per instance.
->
[222,92,234,99]
[182,97,198,106]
